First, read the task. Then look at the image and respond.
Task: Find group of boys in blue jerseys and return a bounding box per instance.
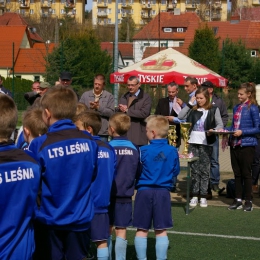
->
[0,84,180,260]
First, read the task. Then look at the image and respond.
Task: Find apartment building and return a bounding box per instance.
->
[92,0,228,26]
[0,0,85,23]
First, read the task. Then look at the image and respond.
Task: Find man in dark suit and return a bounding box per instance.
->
[155,82,182,147]
[155,82,182,192]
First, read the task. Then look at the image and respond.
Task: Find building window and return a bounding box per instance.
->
[143,43,150,46]
[6,0,11,3]
[118,19,121,24]
[251,50,257,57]
[34,76,40,81]
[212,27,218,35]
[161,43,167,47]
[16,75,21,79]
[20,9,25,15]
[61,0,65,3]
[30,9,34,14]
[179,41,184,47]
[108,18,111,24]
[161,0,166,4]
[108,8,111,14]
[177,28,183,32]
[61,9,65,14]
[30,0,34,3]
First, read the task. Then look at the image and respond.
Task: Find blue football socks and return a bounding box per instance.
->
[155,236,169,260]
[107,235,112,260]
[115,236,127,260]
[134,236,147,260]
[97,247,109,260]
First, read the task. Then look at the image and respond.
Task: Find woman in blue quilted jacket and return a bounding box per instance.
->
[226,82,260,212]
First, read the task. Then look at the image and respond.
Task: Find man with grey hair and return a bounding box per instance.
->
[155,81,182,148]
[118,75,152,146]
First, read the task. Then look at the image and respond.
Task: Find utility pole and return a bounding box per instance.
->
[114,0,119,106]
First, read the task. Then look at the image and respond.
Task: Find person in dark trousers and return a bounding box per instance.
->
[225,82,260,212]
[201,81,229,196]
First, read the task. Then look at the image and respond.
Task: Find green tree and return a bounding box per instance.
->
[221,38,253,88]
[119,15,136,42]
[188,24,221,73]
[45,30,112,90]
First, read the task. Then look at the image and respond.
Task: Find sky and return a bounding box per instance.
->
[85,1,92,11]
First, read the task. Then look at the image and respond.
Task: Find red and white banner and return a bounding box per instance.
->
[110,48,227,87]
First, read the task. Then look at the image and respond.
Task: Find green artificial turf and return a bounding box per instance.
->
[105,205,260,260]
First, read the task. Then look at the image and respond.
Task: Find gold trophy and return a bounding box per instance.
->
[180,122,192,155]
[167,125,178,147]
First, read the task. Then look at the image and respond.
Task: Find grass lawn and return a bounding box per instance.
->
[105,205,260,260]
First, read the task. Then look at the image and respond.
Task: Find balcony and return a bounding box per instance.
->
[167,4,177,10]
[97,2,108,7]
[252,0,260,5]
[20,0,30,8]
[121,3,132,8]
[212,12,221,20]
[65,0,75,8]
[142,3,152,9]
[97,11,108,17]
[0,0,6,8]
[141,13,151,19]
[213,1,222,9]
[185,3,197,9]
[41,1,52,8]
[41,12,49,17]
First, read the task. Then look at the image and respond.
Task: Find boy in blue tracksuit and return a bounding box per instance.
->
[0,93,41,260]
[75,111,116,260]
[28,85,98,260]
[108,112,140,260]
[133,115,180,260]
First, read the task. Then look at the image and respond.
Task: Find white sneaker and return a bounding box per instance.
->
[200,198,208,207]
[189,197,198,207]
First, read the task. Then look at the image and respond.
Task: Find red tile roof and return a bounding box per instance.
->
[133,12,201,41]
[118,42,133,58]
[101,42,133,59]
[0,12,43,44]
[0,12,28,26]
[101,42,114,57]
[206,20,260,49]
[0,26,27,68]
[0,13,48,74]
[14,43,55,73]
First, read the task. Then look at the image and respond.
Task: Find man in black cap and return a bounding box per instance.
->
[201,80,228,195]
[59,71,72,87]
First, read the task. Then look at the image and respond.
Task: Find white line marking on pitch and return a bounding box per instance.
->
[127,228,260,241]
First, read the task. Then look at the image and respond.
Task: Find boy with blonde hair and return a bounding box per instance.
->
[22,107,48,147]
[108,113,140,260]
[133,115,180,260]
[75,111,116,260]
[0,93,41,259]
[29,85,98,260]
